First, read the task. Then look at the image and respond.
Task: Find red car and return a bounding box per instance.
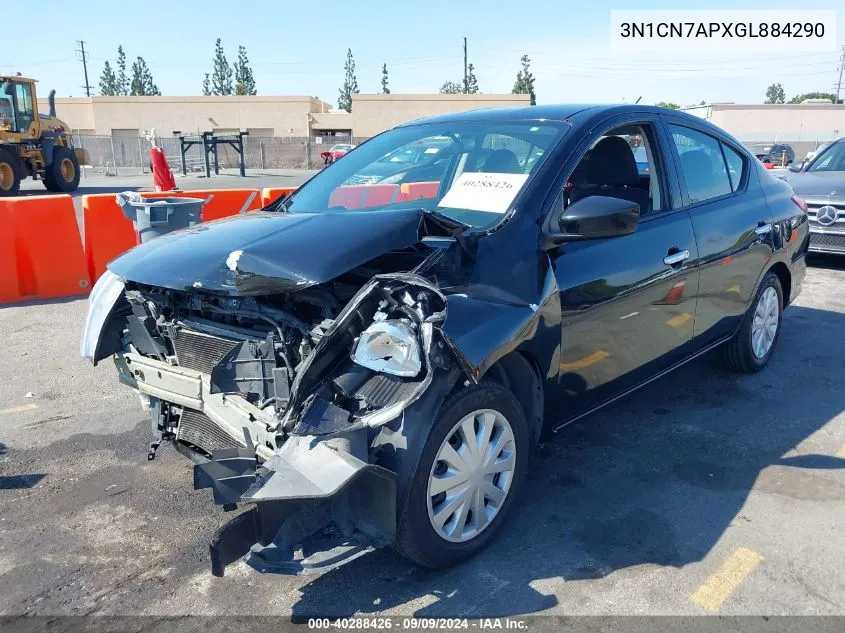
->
[320,143,355,166]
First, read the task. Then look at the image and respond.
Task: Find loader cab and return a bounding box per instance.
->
[0,76,38,137]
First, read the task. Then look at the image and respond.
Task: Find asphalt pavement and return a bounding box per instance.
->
[0,253,843,618]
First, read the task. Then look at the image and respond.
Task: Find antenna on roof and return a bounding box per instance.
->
[634,96,642,104]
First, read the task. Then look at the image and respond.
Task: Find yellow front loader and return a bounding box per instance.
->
[0,75,89,196]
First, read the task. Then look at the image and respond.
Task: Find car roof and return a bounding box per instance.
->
[398,104,720,127]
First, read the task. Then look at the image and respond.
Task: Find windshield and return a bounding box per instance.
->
[286,120,568,229]
[807,140,845,172]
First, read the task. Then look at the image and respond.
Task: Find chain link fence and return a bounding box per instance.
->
[72,134,371,176]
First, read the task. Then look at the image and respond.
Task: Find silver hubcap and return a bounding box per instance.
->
[426,409,516,543]
[751,286,779,359]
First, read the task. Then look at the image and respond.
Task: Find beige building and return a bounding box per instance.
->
[38,93,531,139]
[682,102,845,159]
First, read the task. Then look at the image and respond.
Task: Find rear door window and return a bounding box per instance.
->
[669,125,732,205]
[721,143,745,191]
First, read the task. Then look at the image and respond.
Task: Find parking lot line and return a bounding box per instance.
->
[836,444,845,459]
[666,312,692,329]
[559,350,609,371]
[0,403,38,415]
[690,547,764,612]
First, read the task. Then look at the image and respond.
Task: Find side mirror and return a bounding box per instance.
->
[545,195,639,248]
[788,161,803,173]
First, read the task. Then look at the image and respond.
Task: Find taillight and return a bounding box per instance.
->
[791,195,808,213]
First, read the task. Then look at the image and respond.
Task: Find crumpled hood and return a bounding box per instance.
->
[781,171,845,200]
[108,209,425,295]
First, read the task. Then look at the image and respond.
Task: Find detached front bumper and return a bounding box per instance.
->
[195,433,397,577]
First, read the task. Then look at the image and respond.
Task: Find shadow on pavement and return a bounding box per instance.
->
[288,304,845,618]
[0,443,46,490]
[807,253,845,271]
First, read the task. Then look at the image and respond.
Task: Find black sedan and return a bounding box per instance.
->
[81,104,809,576]
[783,137,845,254]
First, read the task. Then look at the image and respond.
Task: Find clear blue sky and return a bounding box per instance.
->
[3,0,843,106]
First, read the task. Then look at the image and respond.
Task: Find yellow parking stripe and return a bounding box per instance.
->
[836,444,845,459]
[691,547,764,612]
[0,403,38,415]
[559,350,609,371]
[666,312,692,329]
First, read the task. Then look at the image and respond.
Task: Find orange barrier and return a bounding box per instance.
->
[398,181,439,202]
[261,186,298,208]
[328,186,367,209]
[82,194,137,283]
[142,188,261,221]
[361,184,400,208]
[0,203,21,303]
[0,195,90,304]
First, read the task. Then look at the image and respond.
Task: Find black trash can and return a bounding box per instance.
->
[116,192,206,243]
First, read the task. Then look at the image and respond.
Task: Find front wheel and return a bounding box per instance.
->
[393,382,529,569]
[43,146,81,192]
[721,271,783,373]
[0,147,21,196]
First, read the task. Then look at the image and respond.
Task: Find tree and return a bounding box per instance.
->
[99,61,118,96]
[202,73,211,96]
[440,80,462,94]
[338,48,359,112]
[764,83,785,104]
[381,63,390,94]
[211,38,233,96]
[116,46,128,96]
[130,57,160,96]
[788,91,840,104]
[234,45,257,95]
[656,101,680,109]
[465,63,478,94]
[512,54,536,105]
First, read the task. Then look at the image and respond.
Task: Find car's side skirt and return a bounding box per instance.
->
[552,334,733,433]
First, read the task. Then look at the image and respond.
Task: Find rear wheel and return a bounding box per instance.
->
[721,271,783,373]
[43,146,81,192]
[0,147,21,196]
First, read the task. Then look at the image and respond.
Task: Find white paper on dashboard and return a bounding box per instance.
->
[438,172,529,214]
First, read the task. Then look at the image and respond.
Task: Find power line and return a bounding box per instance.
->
[75,41,92,97]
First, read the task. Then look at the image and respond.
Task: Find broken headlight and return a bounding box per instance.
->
[80,269,125,363]
[351,320,421,377]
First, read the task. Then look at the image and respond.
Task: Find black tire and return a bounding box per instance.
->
[0,147,21,197]
[43,146,81,193]
[721,271,783,373]
[393,381,530,569]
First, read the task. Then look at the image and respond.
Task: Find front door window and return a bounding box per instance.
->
[14,82,34,134]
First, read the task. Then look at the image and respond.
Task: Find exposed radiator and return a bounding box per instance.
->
[177,409,244,456]
[173,328,239,375]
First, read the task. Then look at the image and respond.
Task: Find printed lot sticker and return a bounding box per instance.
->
[438,172,529,214]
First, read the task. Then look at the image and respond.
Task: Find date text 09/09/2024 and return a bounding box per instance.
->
[307,618,528,630]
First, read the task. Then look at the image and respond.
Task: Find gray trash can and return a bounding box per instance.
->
[116,192,207,243]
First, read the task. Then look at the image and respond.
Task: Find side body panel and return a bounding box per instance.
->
[661,115,776,349]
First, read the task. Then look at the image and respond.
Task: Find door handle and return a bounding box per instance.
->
[754,222,772,236]
[663,249,690,266]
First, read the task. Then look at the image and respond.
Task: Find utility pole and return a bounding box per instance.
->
[463,37,468,94]
[836,45,845,105]
[75,40,92,97]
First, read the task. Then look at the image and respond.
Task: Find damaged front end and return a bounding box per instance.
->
[86,255,464,575]
[194,273,458,576]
